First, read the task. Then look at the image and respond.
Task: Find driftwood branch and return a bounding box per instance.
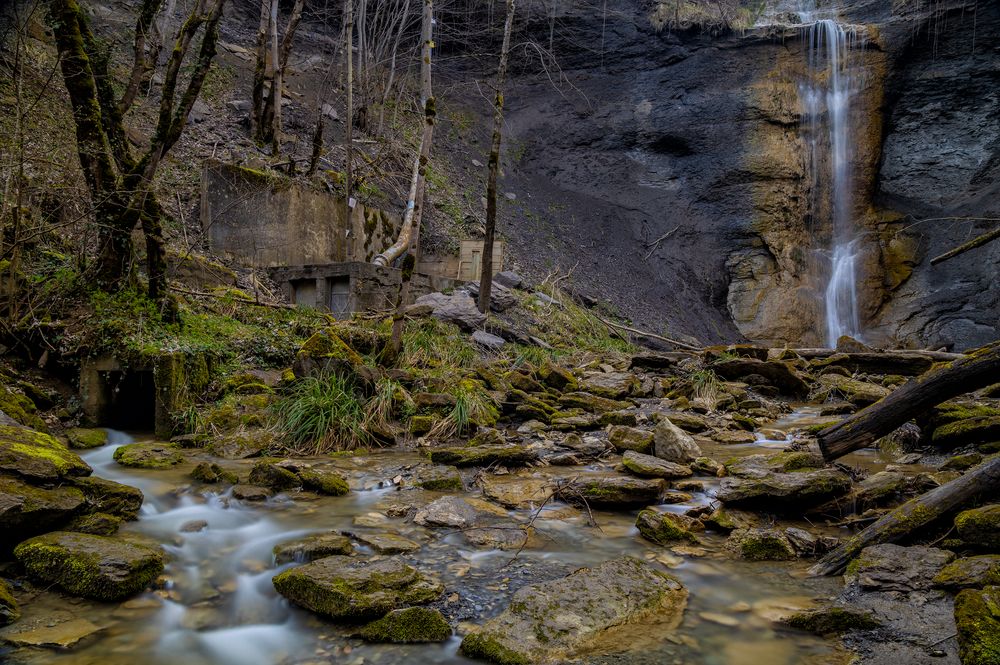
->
[595,316,700,351]
[930,225,1000,265]
[816,342,1000,462]
[810,456,1000,575]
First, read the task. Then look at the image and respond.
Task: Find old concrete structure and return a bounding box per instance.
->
[201,161,503,316]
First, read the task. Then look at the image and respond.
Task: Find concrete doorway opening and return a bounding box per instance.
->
[97,370,156,431]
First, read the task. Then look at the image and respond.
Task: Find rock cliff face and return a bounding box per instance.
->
[489,0,998,349]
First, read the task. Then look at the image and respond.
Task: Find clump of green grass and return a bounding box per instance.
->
[273,372,371,453]
[401,318,478,369]
[428,378,499,439]
[690,368,720,410]
[365,376,414,434]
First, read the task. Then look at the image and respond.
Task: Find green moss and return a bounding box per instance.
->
[955,505,1000,549]
[66,512,122,536]
[71,476,144,519]
[785,607,880,634]
[460,632,531,665]
[954,586,1000,665]
[804,421,841,435]
[298,469,350,496]
[358,607,452,643]
[0,424,91,480]
[728,528,796,561]
[933,416,1000,448]
[191,462,238,484]
[248,460,301,489]
[940,452,984,471]
[0,386,46,431]
[934,556,1000,591]
[636,509,699,545]
[410,414,436,435]
[64,427,108,449]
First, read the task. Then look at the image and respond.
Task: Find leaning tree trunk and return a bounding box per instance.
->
[810,456,1000,576]
[477,0,515,314]
[816,342,1000,461]
[344,0,354,232]
[250,0,269,139]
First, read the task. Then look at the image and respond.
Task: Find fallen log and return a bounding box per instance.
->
[810,456,1000,576]
[816,342,1000,461]
[792,348,963,362]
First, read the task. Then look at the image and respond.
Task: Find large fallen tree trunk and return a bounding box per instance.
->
[810,456,1000,576]
[816,342,1000,461]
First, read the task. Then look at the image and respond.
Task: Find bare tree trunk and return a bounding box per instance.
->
[387,0,435,357]
[344,0,354,241]
[307,115,324,177]
[250,0,269,139]
[810,456,1000,576]
[931,225,1000,265]
[478,0,515,314]
[816,342,1000,461]
[267,0,281,154]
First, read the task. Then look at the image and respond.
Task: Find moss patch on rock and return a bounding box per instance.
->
[0,425,91,482]
[358,607,452,643]
[726,527,796,561]
[954,586,1000,665]
[636,508,701,545]
[298,468,350,495]
[0,578,18,626]
[955,505,1000,549]
[784,606,880,635]
[64,428,108,450]
[112,442,184,469]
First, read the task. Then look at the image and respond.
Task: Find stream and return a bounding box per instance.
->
[5,411,884,665]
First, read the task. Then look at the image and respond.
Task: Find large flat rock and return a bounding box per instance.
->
[460,556,687,663]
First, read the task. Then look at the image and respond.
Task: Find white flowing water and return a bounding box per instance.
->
[801,17,864,348]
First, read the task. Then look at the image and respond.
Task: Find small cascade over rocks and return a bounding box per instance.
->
[800,16,865,348]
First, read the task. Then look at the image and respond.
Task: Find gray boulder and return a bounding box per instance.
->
[653,419,701,463]
[413,292,486,331]
[622,450,692,479]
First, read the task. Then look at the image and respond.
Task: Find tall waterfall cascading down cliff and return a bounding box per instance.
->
[801,18,863,348]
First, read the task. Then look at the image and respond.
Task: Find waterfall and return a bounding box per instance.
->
[802,18,863,348]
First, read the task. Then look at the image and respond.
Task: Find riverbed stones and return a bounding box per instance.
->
[207,429,275,459]
[112,442,184,469]
[0,425,91,482]
[414,496,507,528]
[954,586,1000,665]
[932,415,1000,448]
[847,544,955,593]
[538,361,576,391]
[460,556,687,664]
[933,555,1000,591]
[411,465,463,491]
[716,454,851,510]
[274,533,354,563]
[725,528,796,561]
[478,474,552,508]
[563,475,665,507]
[191,462,238,484]
[652,419,701,463]
[557,392,630,413]
[272,557,443,621]
[955,504,1000,549]
[711,359,809,397]
[352,532,421,554]
[636,509,701,545]
[14,531,164,601]
[358,606,452,643]
[607,425,653,453]
[816,374,889,407]
[622,450,692,479]
[248,460,301,490]
[579,372,639,399]
[232,485,271,501]
[783,606,880,635]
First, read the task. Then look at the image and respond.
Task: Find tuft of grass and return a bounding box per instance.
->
[428,379,499,439]
[401,318,478,369]
[365,376,414,434]
[690,368,720,410]
[273,372,371,453]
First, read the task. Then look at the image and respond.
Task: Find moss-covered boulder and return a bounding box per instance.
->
[429,444,537,468]
[191,462,238,484]
[0,476,85,543]
[248,460,301,490]
[414,495,508,528]
[607,425,654,454]
[64,428,108,450]
[298,468,350,495]
[636,508,701,545]
[15,531,163,601]
[702,506,756,533]
[725,527,796,561]
[207,429,275,459]
[293,328,364,379]
[273,532,354,563]
[460,556,686,664]
[0,578,18,626]
[622,450,692,479]
[538,362,576,391]
[954,586,1000,665]
[716,454,851,511]
[112,442,184,469]
[712,358,809,397]
[783,606,880,635]
[955,505,1000,549]
[66,512,122,536]
[0,386,46,431]
[816,374,890,407]
[359,606,451,643]
[0,425,91,482]
[933,416,1000,449]
[934,555,1000,591]
[271,558,443,621]
[579,372,639,399]
[565,475,665,507]
[71,476,144,520]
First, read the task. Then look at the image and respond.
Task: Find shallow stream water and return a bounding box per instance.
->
[4,411,897,665]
